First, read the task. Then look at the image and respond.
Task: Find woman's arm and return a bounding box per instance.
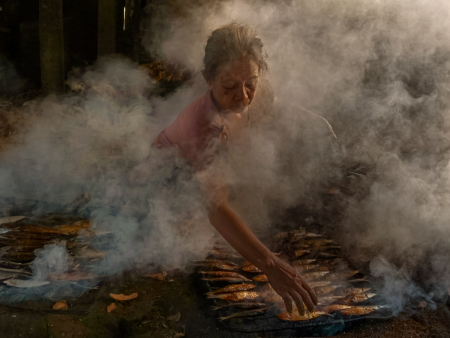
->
[202,177,318,314]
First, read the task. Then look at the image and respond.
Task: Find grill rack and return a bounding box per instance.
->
[196,233,392,337]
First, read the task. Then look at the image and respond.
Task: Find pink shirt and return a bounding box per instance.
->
[155,90,224,165]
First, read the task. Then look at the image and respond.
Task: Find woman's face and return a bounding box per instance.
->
[207,57,259,112]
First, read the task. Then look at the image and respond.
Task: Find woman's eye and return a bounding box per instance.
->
[223,84,235,89]
[246,82,257,89]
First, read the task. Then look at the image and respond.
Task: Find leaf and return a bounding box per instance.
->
[53,301,68,310]
[110,292,138,301]
[167,312,181,321]
[145,271,167,281]
[107,303,116,313]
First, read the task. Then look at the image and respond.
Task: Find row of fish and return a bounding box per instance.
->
[199,232,383,322]
[0,216,105,287]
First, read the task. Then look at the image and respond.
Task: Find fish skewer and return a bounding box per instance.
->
[339,287,372,296]
[343,293,377,303]
[219,307,269,321]
[293,250,310,258]
[199,271,246,278]
[302,271,329,281]
[207,283,255,295]
[323,304,353,313]
[292,259,316,266]
[313,284,346,296]
[208,250,240,260]
[207,291,259,301]
[326,271,360,281]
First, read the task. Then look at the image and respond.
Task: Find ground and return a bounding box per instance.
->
[0,272,449,338]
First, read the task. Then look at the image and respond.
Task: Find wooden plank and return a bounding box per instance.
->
[98,0,117,56]
[39,0,65,94]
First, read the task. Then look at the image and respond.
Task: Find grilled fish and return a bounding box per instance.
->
[207,291,259,301]
[293,250,310,258]
[199,263,239,271]
[252,274,268,282]
[326,271,360,281]
[212,302,267,311]
[302,271,329,280]
[207,283,255,295]
[308,280,332,288]
[196,259,238,267]
[344,293,377,303]
[318,252,340,258]
[303,239,336,247]
[277,309,328,321]
[320,258,345,266]
[242,265,262,273]
[199,271,250,279]
[208,250,240,260]
[314,284,346,296]
[324,304,353,313]
[339,288,371,296]
[219,307,269,321]
[295,265,318,273]
[317,295,344,305]
[340,305,384,316]
[292,259,317,266]
[202,277,252,283]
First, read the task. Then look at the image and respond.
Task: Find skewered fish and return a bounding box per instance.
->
[302,271,329,280]
[339,288,371,296]
[317,295,344,305]
[208,250,240,260]
[195,263,238,271]
[199,271,248,278]
[212,302,266,311]
[207,291,259,301]
[302,239,336,247]
[318,252,339,258]
[343,293,377,303]
[313,284,346,296]
[308,280,332,288]
[242,265,262,273]
[340,305,384,316]
[277,309,329,321]
[326,271,360,281]
[252,274,268,282]
[202,277,252,283]
[207,283,255,295]
[196,259,239,267]
[294,264,318,273]
[219,307,268,321]
[323,304,353,313]
[292,259,316,266]
[293,250,310,258]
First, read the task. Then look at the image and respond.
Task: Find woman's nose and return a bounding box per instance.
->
[235,85,249,105]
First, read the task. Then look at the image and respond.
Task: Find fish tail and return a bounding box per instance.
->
[219,315,230,321]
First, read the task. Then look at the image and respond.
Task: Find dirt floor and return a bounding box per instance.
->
[0,272,448,338]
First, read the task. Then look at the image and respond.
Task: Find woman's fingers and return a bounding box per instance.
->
[290,291,306,316]
[281,295,293,313]
[295,283,315,312]
[301,279,319,306]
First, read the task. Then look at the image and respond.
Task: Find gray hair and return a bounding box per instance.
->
[203,22,268,82]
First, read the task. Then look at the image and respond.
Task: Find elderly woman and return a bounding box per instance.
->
[154,23,320,314]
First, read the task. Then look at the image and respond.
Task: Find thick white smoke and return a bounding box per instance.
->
[141,0,450,313]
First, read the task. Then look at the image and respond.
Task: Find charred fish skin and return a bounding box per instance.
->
[207,291,260,301]
[219,307,269,321]
[207,283,256,295]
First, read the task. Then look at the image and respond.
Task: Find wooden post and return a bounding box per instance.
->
[39,0,65,94]
[98,0,117,57]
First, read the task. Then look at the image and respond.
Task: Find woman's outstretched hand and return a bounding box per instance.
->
[264,257,318,314]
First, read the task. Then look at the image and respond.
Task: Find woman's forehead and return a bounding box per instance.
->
[218,58,259,82]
